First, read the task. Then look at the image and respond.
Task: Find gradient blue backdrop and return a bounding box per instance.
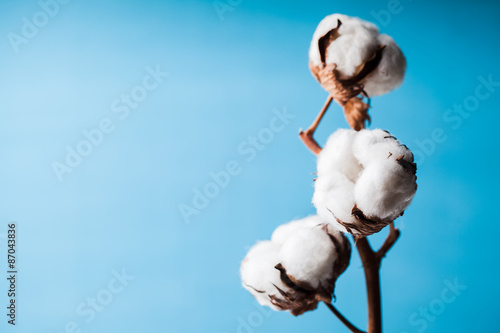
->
[0,0,499,332]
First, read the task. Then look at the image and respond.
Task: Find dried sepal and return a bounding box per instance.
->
[270,263,320,316]
[331,205,392,237]
[318,19,342,64]
[343,97,371,131]
[396,155,417,175]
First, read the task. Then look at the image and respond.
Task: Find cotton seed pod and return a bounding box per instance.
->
[309,14,406,130]
[241,216,351,316]
[312,129,417,237]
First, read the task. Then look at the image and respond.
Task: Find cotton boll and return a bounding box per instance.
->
[308,14,407,132]
[240,235,331,315]
[240,241,286,310]
[309,14,405,92]
[313,128,417,236]
[271,215,324,245]
[362,34,406,97]
[273,220,351,309]
[241,216,352,315]
[279,226,337,290]
[309,14,380,77]
[354,160,417,222]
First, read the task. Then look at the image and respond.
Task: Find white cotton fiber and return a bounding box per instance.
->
[362,34,406,97]
[271,215,324,245]
[316,129,362,182]
[352,129,413,167]
[240,241,286,310]
[279,226,337,289]
[313,130,362,233]
[309,14,380,78]
[354,160,416,222]
[241,216,351,314]
[309,13,406,98]
[313,129,417,236]
[313,171,356,234]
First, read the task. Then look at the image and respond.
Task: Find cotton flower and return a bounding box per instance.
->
[308,14,406,130]
[241,216,351,316]
[313,129,417,236]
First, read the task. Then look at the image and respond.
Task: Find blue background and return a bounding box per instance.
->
[0,0,499,332]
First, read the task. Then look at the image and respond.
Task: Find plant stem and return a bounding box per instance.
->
[355,224,400,333]
[324,302,366,333]
[299,95,333,155]
[356,238,382,333]
[376,223,401,261]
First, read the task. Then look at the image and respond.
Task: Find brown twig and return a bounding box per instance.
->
[324,302,366,333]
[375,223,401,261]
[299,95,333,155]
[355,237,382,333]
[355,224,400,333]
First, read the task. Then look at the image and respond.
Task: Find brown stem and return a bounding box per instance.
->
[356,238,382,333]
[324,302,366,333]
[299,95,333,155]
[376,223,400,261]
[355,224,400,333]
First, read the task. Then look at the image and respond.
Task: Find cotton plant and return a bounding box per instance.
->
[241,13,417,333]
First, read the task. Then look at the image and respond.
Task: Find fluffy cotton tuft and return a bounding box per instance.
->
[313,129,417,236]
[316,129,362,182]
[309,13,406,97]
[241,216,351,316]
[361,34,406,97]
[280,226,337,289]
[271,215,323,245]
[309,14,380,78]
[240,241,286,310]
